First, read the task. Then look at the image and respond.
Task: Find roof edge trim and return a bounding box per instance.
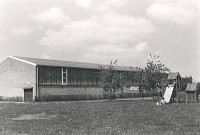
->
[8,56,37,66]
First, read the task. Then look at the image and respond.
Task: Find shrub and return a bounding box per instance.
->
[0,96,23,102]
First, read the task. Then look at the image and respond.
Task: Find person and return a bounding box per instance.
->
[160,97,165,105]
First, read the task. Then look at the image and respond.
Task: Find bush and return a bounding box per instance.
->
[0,96,23,102]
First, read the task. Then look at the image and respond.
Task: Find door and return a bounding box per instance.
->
[24,88,33,102]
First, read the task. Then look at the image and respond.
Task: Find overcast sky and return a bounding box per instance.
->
[0,0,199,81]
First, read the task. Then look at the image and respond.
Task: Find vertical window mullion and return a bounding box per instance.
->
[62,68,63,85]
[66,68,68,85]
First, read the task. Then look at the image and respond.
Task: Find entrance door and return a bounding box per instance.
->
[24,88,33,102]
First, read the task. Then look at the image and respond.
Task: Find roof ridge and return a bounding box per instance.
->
[8,56,37,66]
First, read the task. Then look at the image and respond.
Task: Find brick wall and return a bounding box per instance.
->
[39,85,141,97]
[0,57,36,100]
[39,85,104,96]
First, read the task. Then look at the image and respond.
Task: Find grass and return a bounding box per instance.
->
[0,100,199,135]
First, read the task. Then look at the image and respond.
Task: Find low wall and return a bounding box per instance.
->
[39,85,104,96]
[37,86,160,101]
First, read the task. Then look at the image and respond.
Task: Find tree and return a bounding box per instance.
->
[98,60,126,101]
[130,67,145,93]
[143,54,171,92]
[132,67,149,99]
[130,67,143,85]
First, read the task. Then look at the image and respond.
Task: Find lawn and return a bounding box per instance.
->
[0,100,199,135]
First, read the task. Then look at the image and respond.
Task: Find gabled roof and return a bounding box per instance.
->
[167,72,180,80]
[9,56,140,72]
[186,83,197,91]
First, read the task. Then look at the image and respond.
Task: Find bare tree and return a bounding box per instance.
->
[98,60,126,101]
[143,54,170,92]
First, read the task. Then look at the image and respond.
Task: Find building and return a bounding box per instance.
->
[185,83,198,102]
[0,56,140,101]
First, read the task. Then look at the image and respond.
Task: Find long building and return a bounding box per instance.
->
[0,56,140,101]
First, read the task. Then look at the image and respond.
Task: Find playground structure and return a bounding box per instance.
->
[163,85,174,103]
[162,72,198,103]
[165,72,182,103]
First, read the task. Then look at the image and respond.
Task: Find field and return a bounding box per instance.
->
[0,100,200,135]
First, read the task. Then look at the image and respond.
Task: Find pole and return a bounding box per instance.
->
[36,66,39,102]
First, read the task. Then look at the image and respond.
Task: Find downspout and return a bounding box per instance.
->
[84,70,86,88]
[36,66,39,102]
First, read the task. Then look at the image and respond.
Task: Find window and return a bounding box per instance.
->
[67,68,99,86]
[38,66,62,85]
[62,68,68,85]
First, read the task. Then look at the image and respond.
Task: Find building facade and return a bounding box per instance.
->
[0,56,140,101]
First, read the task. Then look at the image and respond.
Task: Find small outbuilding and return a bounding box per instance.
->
[185,83,198,102]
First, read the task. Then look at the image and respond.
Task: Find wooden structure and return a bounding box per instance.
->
[167,72,182,102]
[185,83,198,102]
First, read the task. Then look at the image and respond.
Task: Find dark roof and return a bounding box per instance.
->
[13,56,140,72]
[167,72,180,80]
[186,83,197,91]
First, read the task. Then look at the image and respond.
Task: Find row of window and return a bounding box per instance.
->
[38,67,99,86]
[38,66,137,86]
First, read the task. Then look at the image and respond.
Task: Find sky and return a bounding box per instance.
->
[0,0,199,81]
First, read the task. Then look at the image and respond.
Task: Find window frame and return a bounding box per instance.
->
[62,68,68,85]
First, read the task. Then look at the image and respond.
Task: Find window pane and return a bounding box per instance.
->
[63,78,66,83]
